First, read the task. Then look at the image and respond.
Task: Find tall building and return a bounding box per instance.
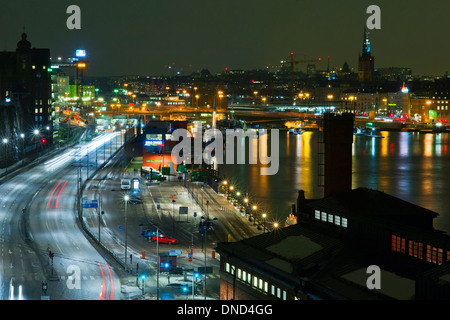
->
[357,28,375,82]
[0,33,53,156]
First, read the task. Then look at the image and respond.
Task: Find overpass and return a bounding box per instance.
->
[92,104,434,131]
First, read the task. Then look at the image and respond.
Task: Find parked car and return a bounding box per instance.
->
[151,234,177,245]
[141,229,158,239]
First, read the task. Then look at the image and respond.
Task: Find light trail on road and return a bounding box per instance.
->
[48,181,62,209]
[55,181,68,209]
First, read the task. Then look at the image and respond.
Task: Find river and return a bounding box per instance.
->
[219,130,450,234]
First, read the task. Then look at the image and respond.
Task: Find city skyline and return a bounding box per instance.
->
[0,0,449,77]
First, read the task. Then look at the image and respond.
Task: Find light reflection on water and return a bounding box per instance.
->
[219,131,450,234]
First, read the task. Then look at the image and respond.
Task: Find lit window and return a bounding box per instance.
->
[283,290,287,300]
[334,216,341,226]
[321,212,327,222]
[242,271,246,281]
[328,214,333,223]
[392,235,406,253]
[271,285,275,296]
[259,279,263,290]
[264,281,268,293]
[225,263,230,273]
[438,248,443,265]
[277,288,281,299]
[315,210,320,220]
[342,217,348,228]
[432,247,437,264]
[426,245,432,262]
[253,276,258,288]
[237,269,241,279]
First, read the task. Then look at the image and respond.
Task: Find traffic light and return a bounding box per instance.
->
[41,138,46,144]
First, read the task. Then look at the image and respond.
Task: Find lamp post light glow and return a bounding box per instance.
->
[252,205,257,225]
[262,213,267,233]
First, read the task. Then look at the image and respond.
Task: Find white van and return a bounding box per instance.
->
[121,178,131,190]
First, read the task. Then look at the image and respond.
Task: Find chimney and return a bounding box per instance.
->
[323,113,354,197]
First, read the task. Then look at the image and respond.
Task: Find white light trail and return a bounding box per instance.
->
[45,132,120,171]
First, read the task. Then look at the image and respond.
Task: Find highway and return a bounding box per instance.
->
[0,127,264,300]
[0,130,124,300]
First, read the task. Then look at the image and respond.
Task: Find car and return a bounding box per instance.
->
[129,195,143,205]
[141,229,158,239]
[151,234,177,245]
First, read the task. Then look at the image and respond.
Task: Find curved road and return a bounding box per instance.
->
[0,131,124,300]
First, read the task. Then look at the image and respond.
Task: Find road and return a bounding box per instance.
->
[0,127,264,300]
[0,130,126,300]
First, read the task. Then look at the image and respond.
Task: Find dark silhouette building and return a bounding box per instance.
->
[322,112,354,197]
[216,187,450,300]
[357,28,375,82]
[0,33,53,163]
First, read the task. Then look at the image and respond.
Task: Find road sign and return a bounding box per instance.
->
[197,266,213,274]
[179,206,188,215]
[82,200,98,208]
[169,250,182,256]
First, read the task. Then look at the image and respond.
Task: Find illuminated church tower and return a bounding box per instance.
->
[357,27,375,82]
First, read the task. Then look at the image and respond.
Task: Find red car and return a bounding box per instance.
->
[151,234,177,245]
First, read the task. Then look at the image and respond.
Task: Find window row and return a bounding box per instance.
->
[225,263,287,300]
[392,235,449,265]
[35,116,52,122]
[314,210,348,228]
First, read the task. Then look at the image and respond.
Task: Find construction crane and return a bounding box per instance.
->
[281,52,322,103]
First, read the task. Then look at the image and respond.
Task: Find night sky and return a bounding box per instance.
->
[1,0,449,77]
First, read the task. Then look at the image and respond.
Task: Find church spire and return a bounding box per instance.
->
[362,26,371,55]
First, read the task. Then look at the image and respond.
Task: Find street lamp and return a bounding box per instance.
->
[252,205,257,225]
[192,272,200,299]
[124,195,130,269]
[212,90,224,129]
[3,138,8,178]
[262,213,267,233]
[33,129,40,160]
[20,133,25,165]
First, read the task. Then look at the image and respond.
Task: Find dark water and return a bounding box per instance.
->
[219,131,450,234]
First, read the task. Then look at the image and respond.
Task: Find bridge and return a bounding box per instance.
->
[89,104,436,132]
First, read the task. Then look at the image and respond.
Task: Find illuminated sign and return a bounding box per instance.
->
[75,49,86,57]
[145,140,163,146]
[133,178,140,190]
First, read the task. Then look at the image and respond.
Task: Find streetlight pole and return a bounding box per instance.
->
[156,227,160,300]
[3,138,8,178]
[33,129,40,160]
[124,195,129,269]
[204,225,207,300]
[262,213,267,233]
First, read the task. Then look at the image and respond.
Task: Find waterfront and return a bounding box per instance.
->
[219,130,450,234]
